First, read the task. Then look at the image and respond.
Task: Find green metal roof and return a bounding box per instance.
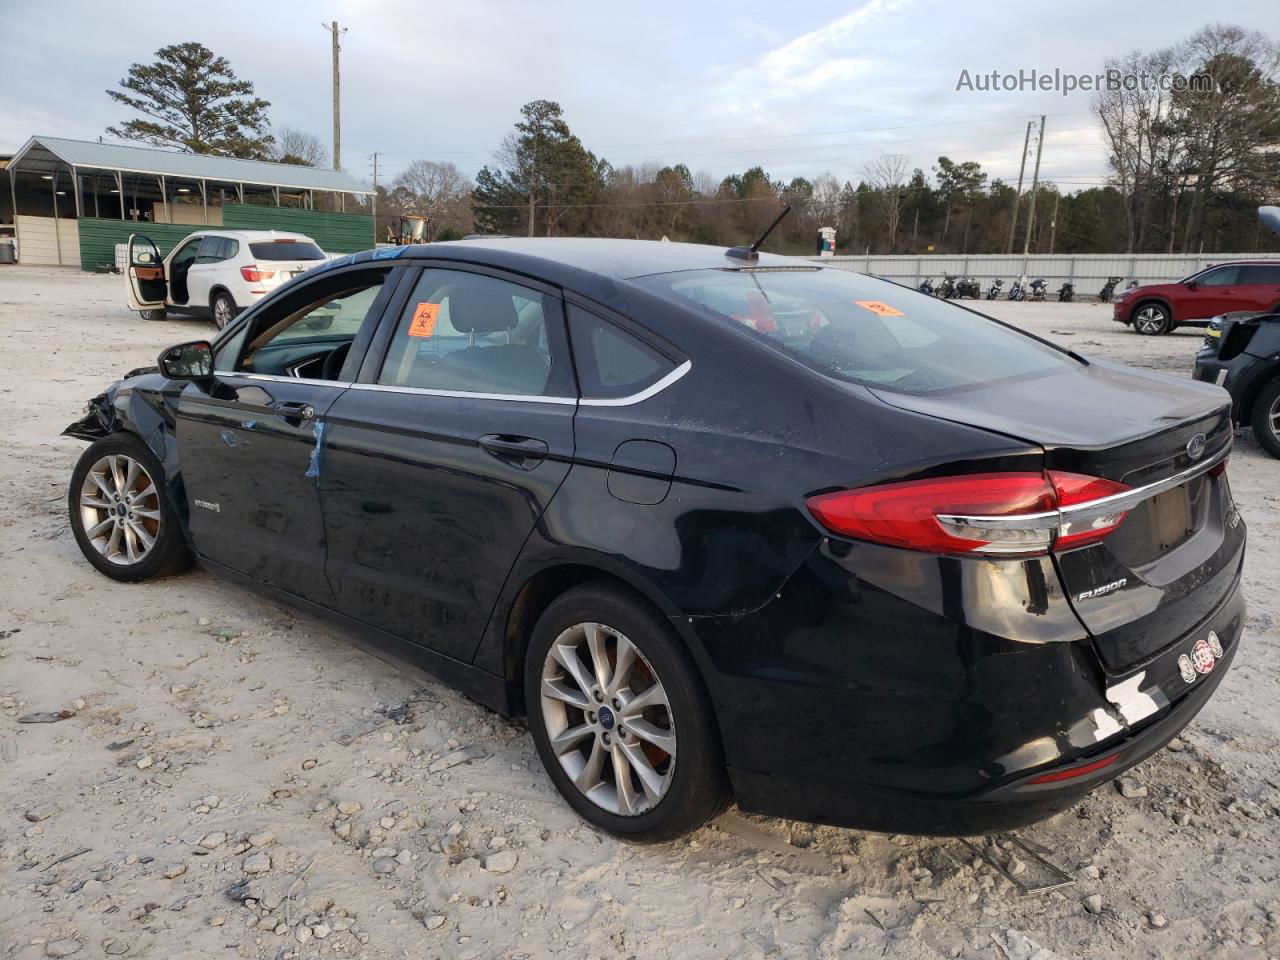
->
[9,136,370,194]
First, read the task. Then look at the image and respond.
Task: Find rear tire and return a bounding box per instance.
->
[524,581,730,843]
[139,308,166,322]
[211,290,237,330]
[68,434,192,582]
[1251,377,1280,459]
[1132,303,1171,335]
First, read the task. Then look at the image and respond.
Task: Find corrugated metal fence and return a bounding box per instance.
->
[76,204,373,270]
[810,252,1280,295]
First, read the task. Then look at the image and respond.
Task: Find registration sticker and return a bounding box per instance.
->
[408,302,440,337]
[854,300,904,317]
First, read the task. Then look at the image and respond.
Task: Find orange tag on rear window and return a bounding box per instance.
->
[408,302,440,337]
[854,300,904,317]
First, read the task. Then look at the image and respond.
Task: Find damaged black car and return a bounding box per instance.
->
[65,237,1246,841]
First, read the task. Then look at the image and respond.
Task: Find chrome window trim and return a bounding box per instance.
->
[579,360,692,407]
[213,370,353,389]
[348,382,578,406]
[936,443,1230,533]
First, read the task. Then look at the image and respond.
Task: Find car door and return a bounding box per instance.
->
[166,236,204,307]
[1234,264,1280,312]
[125,234,167,311]
[186,236,225,311]
[1181,264,1242,321]
[320,264,577,662]
[172,263,406,604]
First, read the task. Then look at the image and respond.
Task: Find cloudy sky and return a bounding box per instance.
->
[2,0,1276,192]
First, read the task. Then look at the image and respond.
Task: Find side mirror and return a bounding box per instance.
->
[1185,280,1199,291]
[158,340,213,380]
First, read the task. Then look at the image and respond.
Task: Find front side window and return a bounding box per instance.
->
[378,269,563,397]
[1198,265,1240,287]
[171,238,202,268]
[229,268,390,378]
[636,267,1075,395]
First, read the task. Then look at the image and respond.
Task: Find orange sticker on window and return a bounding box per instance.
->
[854,300,904,317]
[408,302,440,337]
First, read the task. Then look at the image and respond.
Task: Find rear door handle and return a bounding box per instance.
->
[478,434,549,468]
[274,401,316,422]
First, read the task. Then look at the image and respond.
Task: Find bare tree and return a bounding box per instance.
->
[863,154,909,251]
[394,160,475,235]
[271,127,328,167]
[1093,46,1180,252]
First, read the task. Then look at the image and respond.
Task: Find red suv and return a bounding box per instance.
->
[1114,260,1280,335]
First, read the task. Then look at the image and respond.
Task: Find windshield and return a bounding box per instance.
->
[248,240,326,261]
[636,267,1076,395]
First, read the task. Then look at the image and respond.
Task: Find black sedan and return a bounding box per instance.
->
[65,238,1246,841]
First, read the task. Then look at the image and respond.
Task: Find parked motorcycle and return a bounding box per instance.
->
[956,276,982,299]
[1099,276,1122,302]
[1008,278,1026,301]
[918,277,936,296]
[1029,279,1048,301]
[938,274,958,299]
[1057,281,1074,302]
[986,279,1004,300]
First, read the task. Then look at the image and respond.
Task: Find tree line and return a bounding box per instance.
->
[106,24,1280,255]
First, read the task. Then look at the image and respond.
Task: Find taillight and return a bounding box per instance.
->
[807,470,1131,557]
[1209,457,1228,478]
[240,265,275,283]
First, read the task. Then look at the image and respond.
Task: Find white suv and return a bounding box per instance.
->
[124,230,329,328]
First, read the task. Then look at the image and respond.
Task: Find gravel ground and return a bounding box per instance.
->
[1,266,1277,960]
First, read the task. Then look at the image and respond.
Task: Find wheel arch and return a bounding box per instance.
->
[209,284,237,311]
[1237,361,1280,427]
[492,553,713,720]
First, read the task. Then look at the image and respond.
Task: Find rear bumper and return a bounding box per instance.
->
[689,540,1245,836]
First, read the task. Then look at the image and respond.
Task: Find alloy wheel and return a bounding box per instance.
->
[1269,394,1280,441]
[214,296,233,329]
[539,621,676,816]
[78,454,161,565]
[1134,307,1166,334]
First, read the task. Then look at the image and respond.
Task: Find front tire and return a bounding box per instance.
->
[211,291,238,330]
[1251,377,1280,459]
[68,434,192,582]
[1132,303,1171,335]
[525,582,730,842]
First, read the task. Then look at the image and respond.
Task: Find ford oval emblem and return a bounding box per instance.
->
[1186,433,1206,460]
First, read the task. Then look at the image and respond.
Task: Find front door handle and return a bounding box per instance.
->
[478,434,549,468]
[274,401,316,422]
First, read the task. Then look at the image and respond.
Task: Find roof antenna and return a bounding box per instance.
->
[726,204,792,261]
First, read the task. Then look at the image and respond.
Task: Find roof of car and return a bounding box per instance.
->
[191,230,318,242]
[405,237,805,281]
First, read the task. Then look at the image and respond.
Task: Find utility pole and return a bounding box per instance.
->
[1005,120,1032,255]
[322,21,346,170]
[1048,189,1061,254]
[1021,115,1046,276]
[371,152,379,243]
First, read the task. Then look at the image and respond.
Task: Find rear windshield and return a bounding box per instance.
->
[636,268,1074,395]
[248,240,326,261]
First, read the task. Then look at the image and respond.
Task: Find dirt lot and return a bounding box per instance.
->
[1,265,1278,960]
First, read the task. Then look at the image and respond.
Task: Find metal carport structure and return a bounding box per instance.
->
[5,136,372,267]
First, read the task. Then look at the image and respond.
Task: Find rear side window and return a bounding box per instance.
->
[636,268,1074,396]
[378,269,567,397]
[567,306,677,399]
[249,240,326,261]
[1240,264,1280,284]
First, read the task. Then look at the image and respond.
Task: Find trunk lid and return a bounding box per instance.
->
[871,357,1244,672]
